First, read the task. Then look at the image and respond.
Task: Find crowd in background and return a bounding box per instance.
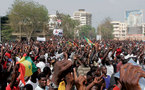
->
[0,37,145,90]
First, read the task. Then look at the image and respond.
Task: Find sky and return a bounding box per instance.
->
[0,0,145,27]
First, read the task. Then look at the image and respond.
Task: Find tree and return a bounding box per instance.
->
[59,14,80,39]
[8,0,49,42]
[97,17,114,40]
[79,25,96,39]
[1,15,13,41]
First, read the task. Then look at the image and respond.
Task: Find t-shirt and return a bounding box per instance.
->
[5,52,11,58]
[113,85,120,90]
[26,79,38,89]
[77,65,90,76]
[116,48,122,56]
[3,61,7,69]
[55,52,63,61]
[106,65,114,77]
[103,75,111,89]
[35,85,47,90]
[36,62,46,72]
[44,53,48,63]
[108,51,113,60]
[35,85,43,90]
[16,57,20,62]
[6,84,20,90]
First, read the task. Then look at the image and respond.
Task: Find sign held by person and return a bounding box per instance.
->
[37,37,46,41]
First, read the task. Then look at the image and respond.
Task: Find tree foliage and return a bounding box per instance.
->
[79,25,96,39]
[1,15,13,41]
[97,17,114,40]
[8,0,49,41]
[59,14,80,39]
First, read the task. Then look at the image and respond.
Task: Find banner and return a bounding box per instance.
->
[37,37,46,41]
[53,29,63,36]
[96,35,101,40]
[126,10,143,27]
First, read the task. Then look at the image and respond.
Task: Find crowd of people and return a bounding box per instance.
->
[0,37,144,90]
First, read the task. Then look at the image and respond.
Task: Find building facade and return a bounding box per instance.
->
[111,21,127,40]
[111,21,145,40]
[73,9,92,26]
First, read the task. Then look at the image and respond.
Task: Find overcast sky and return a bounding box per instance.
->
[0,0,145,27]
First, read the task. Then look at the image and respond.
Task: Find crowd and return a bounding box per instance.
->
[0,37,144,90]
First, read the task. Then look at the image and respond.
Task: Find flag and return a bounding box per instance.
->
[57,19,62,25]
[17,56,37,85]
[84,36,95,46]
[66,41,72,46]
[73,41,78,47]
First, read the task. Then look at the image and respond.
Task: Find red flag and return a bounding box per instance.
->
[73,42,78,47]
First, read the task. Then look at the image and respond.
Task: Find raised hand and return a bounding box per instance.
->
[120,63,145,90]
[51,60,72,85]
[65,72,74,90]
[73,68,86,90]
[86,76,103,90]
[93,76,103,84]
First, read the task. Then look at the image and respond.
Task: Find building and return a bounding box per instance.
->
[126,23,145,40]
[111,21,127,40]
[73,9,92,26]
[111,10,145,40]
[125,10,144,40]
[111,21,145,40]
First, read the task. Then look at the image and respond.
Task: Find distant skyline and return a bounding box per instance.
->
[0,0,145,27]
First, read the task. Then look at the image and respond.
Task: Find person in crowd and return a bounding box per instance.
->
[23,84,33,90]
[35,73,47,90]
[0,38,144,90]
[26,71,38,89]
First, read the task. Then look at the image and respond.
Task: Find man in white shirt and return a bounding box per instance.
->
[26,71,39,89]
[105,57,114,77]
[35,73,47,90]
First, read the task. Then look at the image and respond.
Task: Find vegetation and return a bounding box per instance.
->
[79,25,96,39]
[58,14,80,39]
[8,0,49,42]
[1,15,13,41]
[97,17,114,40]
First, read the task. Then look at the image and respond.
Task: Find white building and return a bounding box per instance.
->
[73,9,92,26]
[111,21,127,40]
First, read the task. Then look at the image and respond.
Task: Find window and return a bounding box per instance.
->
[113,23,119,25]
[122,34,125,36]
[81,13,86,17]
[114,27,119,29]
[122,30,125,33]
[74,13,80,16]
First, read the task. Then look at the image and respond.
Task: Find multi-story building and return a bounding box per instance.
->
[125,10,145,40]
[111,21,145,40]
[111,21,127,40]
[142,23,145,35]
[73,9,92,26]
[126,23,145,40]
